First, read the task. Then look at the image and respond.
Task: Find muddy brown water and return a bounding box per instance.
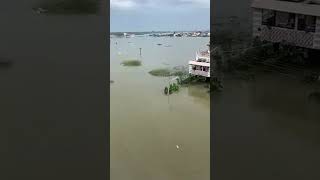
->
[110,37,210,180]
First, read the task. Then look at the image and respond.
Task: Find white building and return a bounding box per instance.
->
[188,48,210,78]
[251,0,320,50]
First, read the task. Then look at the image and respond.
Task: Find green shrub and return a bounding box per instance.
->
[149,68,172,77]
[164,83,180,95]
[121,60,142,66]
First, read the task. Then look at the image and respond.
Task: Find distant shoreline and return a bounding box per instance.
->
[110,31,210,38]
[110,30,210,34]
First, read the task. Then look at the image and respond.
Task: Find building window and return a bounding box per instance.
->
[262,9,275,26]
[297,14,316,32]
[275,11,295,29]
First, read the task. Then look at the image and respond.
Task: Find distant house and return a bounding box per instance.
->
[251,0,320,50]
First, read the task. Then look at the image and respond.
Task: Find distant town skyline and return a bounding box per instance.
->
[110,0,210,32]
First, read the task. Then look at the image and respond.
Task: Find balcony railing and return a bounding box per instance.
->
[260,26,314,48]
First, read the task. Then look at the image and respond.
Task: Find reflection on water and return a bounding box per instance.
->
[213,73,320,180]
[110,37,210,180]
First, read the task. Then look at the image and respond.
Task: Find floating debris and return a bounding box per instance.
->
[157,43,162,46]
[165,45,172,47]
[176,145,180,149]
[121,59,142,66]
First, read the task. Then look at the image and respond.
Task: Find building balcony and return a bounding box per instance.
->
[188,61,210,67]
[257,25,315,48]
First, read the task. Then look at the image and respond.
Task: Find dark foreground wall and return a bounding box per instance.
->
[0,1,108,179]
[212,0,253,33]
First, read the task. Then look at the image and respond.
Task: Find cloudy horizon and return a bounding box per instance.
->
[110,0,210,32]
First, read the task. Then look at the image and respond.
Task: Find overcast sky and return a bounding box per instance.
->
[110,0,210,32]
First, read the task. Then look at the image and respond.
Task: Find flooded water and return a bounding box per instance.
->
[110,37,210,180]
[213,73,320,180]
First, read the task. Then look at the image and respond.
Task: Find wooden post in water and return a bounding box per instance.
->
[139,48,142,56]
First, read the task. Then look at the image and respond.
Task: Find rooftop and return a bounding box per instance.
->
[251,0,320,17]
